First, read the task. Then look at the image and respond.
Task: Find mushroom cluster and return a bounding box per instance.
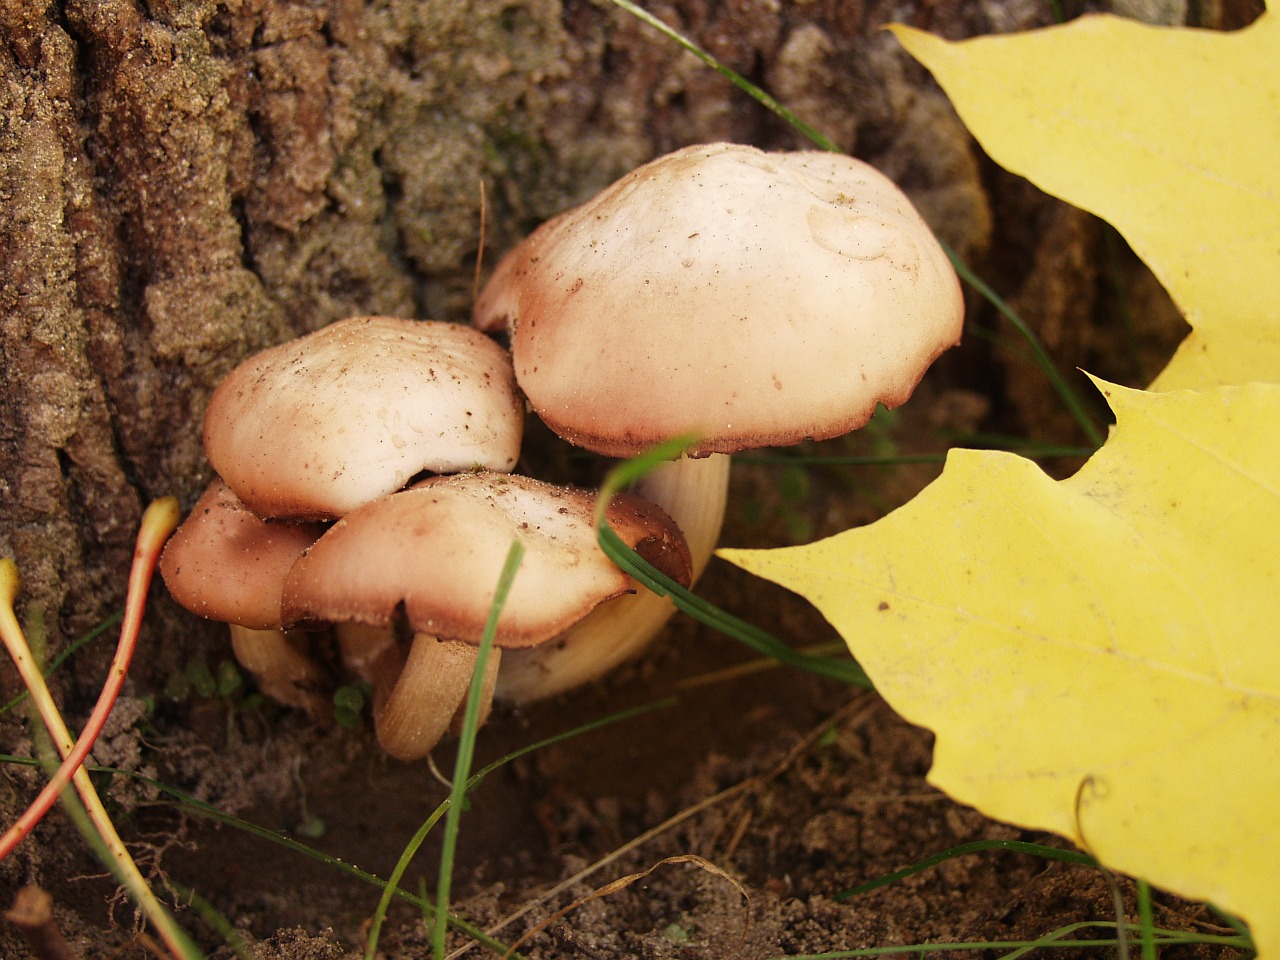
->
[162,142,963,760]
[161,316,693,759]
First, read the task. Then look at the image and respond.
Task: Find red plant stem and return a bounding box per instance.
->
[0,497,180,861]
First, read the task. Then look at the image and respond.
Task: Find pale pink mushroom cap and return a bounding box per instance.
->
[160,479,323,630]
[281,472,692,647]
[474,142,964,458]
[204,317,523,520]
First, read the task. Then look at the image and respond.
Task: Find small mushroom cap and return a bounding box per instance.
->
[474,142,964,458]
[204,316,523,520]
[281,472,693,647]
[160,479,324,630]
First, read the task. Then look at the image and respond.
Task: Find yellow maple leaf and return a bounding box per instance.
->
[720,381,1280,953]
[888,11,1280,389]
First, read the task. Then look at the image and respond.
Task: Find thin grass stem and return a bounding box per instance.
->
[1136,879,1157,960]
[430,542,525,959]
[595,443,871,688]
[601,518,871,684]
[0,608,123,715]
[832,839,1095,900]
[0,498,180,861]
[351,696,679,954]
[1209,905,1254,945]
[941,240,1105,447]
[735,446,1094,467]
[170,885,254,960]
[1,555,202,960]
[4,694,675,960]
[604,0,840,152]
[1101,865,1132,960]
[430,541,522,959]
[771,922,1251,960]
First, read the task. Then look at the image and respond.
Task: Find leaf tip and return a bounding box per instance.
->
[716,544,811,591]
[883,21,937,55]
[1082,373,1148,421]
[714,546,758,573]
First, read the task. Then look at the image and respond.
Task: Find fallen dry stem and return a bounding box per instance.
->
[447,692,879,960]
[503,854,750,958]
[706,694,882,862]
[673,640,849,691]
[721,807,754,863]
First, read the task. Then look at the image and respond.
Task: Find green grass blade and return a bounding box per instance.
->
[596,444,872,688]
[362,694,678,960]
[433,539,523,960]
[1208,905,1255,948]
[604,0,840,152]
[3,692,676,960]
[1136,879,1156,960]
[372,690,682,949]
[599,520,870,686]
[770,922,1251,960]
[366,797,457,959]
[941,240,1105,447]
[736,445,1095,468]
[170,884,254,960]
[832,839,1096,900]
[735,451,954,467]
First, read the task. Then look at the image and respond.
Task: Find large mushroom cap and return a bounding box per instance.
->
[204,316,523,520]
[160,479,323,631]
[281,472,692,647]
[474,142,963,458]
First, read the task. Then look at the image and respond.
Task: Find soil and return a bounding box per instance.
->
[0,1,1262,959]
[0,398,1251,960]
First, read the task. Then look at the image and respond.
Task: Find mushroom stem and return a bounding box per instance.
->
[494,454,729,703]
[632,453,730,581]
[334,622,397,682]
[372,635,502,761]
[228,624,330,716]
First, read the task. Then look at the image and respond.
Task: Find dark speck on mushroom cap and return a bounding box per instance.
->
[473,143,963,457]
